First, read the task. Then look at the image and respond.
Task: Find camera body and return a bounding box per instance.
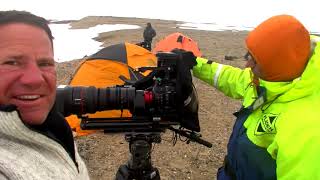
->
[55,52,200,133]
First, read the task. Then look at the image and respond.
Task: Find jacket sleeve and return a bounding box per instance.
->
[153,29,156,37]
[192,57,253,99]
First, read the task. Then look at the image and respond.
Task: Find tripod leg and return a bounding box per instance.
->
[115,165,160,180]
[115,164,132,180]
[116,134,162,180]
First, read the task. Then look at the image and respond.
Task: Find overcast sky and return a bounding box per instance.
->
[2,0,319,61]
[1,0,319,32]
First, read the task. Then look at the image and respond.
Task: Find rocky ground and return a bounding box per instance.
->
[55,16,249,180]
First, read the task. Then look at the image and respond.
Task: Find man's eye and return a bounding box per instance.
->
[39,62,53,67]
[38,60,55,67]
[2,60,19,66]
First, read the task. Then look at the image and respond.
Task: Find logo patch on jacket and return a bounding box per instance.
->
[255,113,278,135]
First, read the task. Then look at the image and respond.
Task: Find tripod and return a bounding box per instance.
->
[115,133,162,180]
[80,116,212,179]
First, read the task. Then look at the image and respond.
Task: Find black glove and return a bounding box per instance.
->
[171,48,197,69]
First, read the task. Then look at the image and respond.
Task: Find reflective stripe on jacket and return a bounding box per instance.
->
[193,36,320,180]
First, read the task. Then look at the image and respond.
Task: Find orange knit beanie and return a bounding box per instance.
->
[246,15,310,81]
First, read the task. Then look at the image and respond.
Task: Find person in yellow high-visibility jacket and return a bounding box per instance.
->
[192,15,320,179]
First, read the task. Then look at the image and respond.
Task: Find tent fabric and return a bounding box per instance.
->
[88,43,127,63]
[66,42,157,136]
[152,32,202,57]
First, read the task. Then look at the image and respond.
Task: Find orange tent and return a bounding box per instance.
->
[152,32,202,57]
[66,42,157,136]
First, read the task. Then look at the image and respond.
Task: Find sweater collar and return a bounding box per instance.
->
[30,109,77,166]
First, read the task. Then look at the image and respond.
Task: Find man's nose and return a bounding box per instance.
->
[245,59,256,68]
[20,63,45,88]
[245,60,251,68]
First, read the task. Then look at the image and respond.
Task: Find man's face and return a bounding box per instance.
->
[245,52,265,80]
[0,23,56,125]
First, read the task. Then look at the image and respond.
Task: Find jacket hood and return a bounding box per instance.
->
[259,37,320,103]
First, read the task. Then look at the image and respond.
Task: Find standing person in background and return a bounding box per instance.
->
[143,22,156,51]
[176,14,320,179]
[0,10,90,179]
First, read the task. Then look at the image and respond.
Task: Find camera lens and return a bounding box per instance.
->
[56,86,136,115]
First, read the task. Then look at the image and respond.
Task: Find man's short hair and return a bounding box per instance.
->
[0,10,54,44]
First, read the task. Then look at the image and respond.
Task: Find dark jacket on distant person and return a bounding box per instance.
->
[143,23,156,42]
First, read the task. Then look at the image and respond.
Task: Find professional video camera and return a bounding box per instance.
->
[56,51,211,180]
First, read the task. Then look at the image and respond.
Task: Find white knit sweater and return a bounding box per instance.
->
[0,110,90,180]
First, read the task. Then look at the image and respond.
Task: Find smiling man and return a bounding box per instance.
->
[0,10,89,179]
[0,21,55,125]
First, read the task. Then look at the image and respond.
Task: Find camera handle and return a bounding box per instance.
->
[115,133,161,180]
